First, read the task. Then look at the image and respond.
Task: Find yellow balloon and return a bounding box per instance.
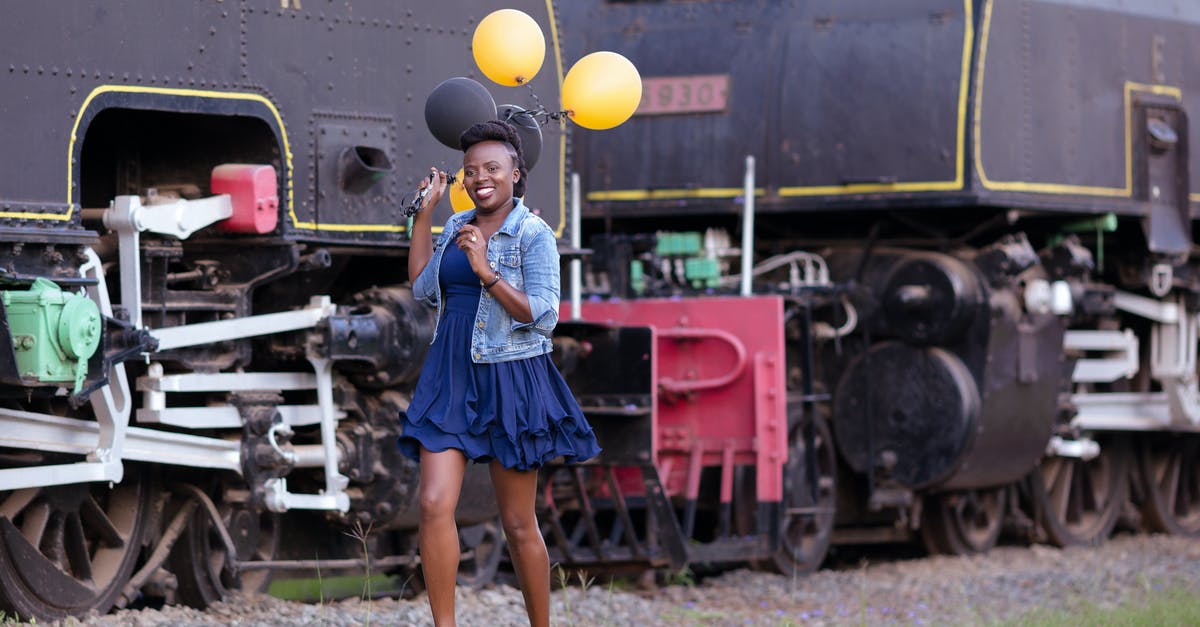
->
[450,168,473,213]
[562,51,642,130]
[472,9,545,87]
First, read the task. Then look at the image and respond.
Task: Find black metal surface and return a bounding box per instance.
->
[833,341,980,489]
[553,322,655,466]
[560,0,1199,221]
[941,302,1062,490]
[561,1,962,206]
[1135,103,1191,254]
[0,1,565,240]
[324,285,435,388]
[881,254,982,345]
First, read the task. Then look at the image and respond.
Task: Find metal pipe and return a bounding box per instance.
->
[570,172,582,320]
[740,155,756,297]
[292,444,337,468]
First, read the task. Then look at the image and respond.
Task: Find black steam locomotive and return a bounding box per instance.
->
[1,0,1198,623]
[0,1,566,620]
[546,0,1200,571]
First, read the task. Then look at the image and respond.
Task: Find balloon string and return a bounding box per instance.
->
[519,83,569,127]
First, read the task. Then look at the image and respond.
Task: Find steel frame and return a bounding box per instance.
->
[0,196,353,512]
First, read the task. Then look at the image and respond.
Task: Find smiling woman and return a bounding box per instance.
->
[400,119,600,627]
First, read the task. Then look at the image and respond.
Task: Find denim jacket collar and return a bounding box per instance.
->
[445,198,529,236]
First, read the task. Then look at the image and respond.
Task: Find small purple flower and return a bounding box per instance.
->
[760,601,769,609]
[812,609,823,617]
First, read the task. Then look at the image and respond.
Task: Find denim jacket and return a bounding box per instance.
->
[412,199,560,364]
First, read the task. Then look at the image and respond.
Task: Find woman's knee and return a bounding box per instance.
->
[419,488,458,522]
[500,512,540,544]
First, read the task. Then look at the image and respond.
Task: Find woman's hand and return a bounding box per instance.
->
[408,167,448,283]
[418,167,449,213]
[455,224,492,280]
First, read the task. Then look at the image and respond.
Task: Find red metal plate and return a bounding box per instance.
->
[581,296,787,503]
[635,75,730,116]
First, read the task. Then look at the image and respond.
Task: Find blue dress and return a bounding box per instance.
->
[398,242,601,470]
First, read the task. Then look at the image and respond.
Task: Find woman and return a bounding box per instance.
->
[400,120,601,626]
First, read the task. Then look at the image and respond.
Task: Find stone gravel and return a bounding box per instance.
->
[60,532,1200,626]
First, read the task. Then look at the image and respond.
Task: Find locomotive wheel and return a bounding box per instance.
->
[1137,434,1200,536]
[0,468,153,621]
[1032,437,1129,547]
[456,517,505,588]
[772,412,837,577]
[920,487,1006,556]
[169,489,279,608]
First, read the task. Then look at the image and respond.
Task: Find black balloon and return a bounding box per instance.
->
[424,77,497,150]
[498,104,543,171]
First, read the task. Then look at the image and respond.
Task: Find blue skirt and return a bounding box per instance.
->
[398,244,600,471]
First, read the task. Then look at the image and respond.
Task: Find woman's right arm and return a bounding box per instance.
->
[408,168,448,283]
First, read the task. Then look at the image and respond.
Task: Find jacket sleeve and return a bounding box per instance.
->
[512,227,560,336]
[411,231,446,307]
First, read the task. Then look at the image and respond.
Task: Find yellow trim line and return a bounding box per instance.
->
[59,85,426,232]
[590,0,974,202]
[54,86,299,225]
[547,0,567,238]
[589,188,764,201]
[782,0,973,198]
[973,0,1191,200]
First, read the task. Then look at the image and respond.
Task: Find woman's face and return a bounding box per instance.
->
[462,140,519,214]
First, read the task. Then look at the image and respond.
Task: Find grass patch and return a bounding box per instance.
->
[269,573,400,602]
[1004,584,1200,626]
[659,606,731,622]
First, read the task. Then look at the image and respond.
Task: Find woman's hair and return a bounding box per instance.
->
[460,120,528,198]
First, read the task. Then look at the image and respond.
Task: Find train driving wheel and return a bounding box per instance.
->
[0,468,153,622]
[1030,437,1129,547]
[456,517,505,588]
[1137,435,1200,536]
[169,487,279,608]
[772,412,837,576]
[920,486,1006,555]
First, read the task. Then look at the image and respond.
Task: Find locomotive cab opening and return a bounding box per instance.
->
[80,108,280,212]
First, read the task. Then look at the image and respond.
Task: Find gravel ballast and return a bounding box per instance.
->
[63,533,1200,626]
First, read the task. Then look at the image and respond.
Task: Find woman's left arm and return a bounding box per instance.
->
[487,228,559,334]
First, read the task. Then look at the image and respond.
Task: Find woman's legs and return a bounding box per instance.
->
[490,461,550,627]
[419,448,468,626]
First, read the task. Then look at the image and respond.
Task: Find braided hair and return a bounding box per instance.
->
[459,120,528,198]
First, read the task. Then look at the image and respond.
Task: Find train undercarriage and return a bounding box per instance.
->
[540,207,1200,578]
[3,182,1200,622]
[0,175,1197,622]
